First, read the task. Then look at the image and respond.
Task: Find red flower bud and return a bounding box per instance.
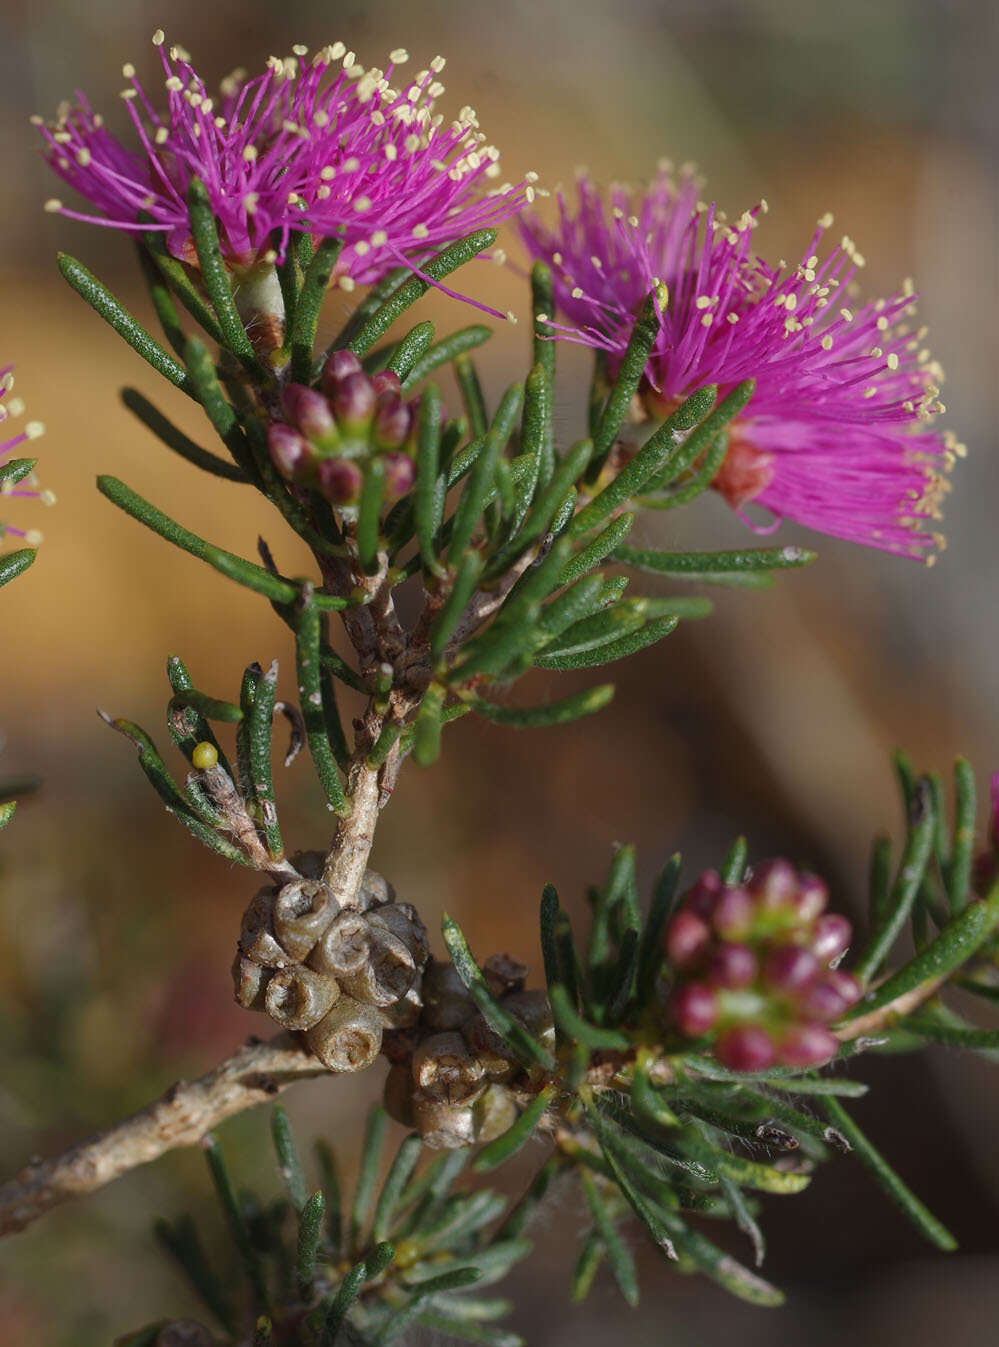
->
[681,870,722,919]
[763,943,819,993]
[665,910,711,969]
[749,858,798,912]
[373,402,413,450]
[825,968,862,1006]
[282,383,337,444]
[776,1025,839,1068]
[712,885,754,939]
[317,455,363,505]
[715,1024,776,1072]
[321,348,363,394]
[372,369,402,404]
[332,371,377,430]
[811,913,852,964]
[382,450,416,501]
[798,973,851,1022]
[794,874,828,922]
[704,942,757,989]
[672,982,718,1036]
[268,422,312,480]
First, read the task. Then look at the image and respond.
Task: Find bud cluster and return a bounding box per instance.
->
[233,866,429,1072]
[663,860,861,1071]
[382,955,556,1149]
[267,351,417,508]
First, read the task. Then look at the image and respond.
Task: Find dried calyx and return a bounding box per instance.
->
[267,350,416,507]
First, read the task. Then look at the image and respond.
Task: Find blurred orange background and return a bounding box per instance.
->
[2,1,998,1342]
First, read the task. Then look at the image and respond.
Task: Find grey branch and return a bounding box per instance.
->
[0,1032,327,1239]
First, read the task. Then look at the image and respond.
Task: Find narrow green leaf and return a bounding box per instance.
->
[372,1134,423,1244]
[589,288,664,476]
[430,550,484,662]
[351,1107,388,1247]
[570,1230,605,1303]
[296,1192,325,1293]
[59,253,195,395]
[136,241,187,358]
[947,757,977,911]
[455,352,489,438]
[636,855,681,1002]
[347,231,497,356]
[497,1157,564,1241]
[853,779,936,984]
[613,544,815,578]
[0,547,36,589]
[415,384,444,573]
[442,915,555,1069]
[535,614,678,670]
[820,1097,956,1250]
[580,1170,640,1306]
[722,836,748,886]
[203,1134,268,1309]
[290,235,343,382]
[549,983,629,1051]
[486,439,593,579]
[143,235,225,344]
[0,457,36,489]
[294,586,349,816]
[448,383,523,562]
[154,1215,235,1334]
[558,513,634,587]
[98,475,300,602]
[402,324,491,391]
[187,177,263,375]
[413,683,446,767]
[315,1139,342,1257]
[470,685,615,729]
[868,834,894,927]
[367,721,403,770]
[248,660,283,859]
[543,603,645,658]
[167,690,242,724]
[473,1086,556,1172]
[121,389,248,482]
[270,1105,307,1212]
[387,320,435,381]
[319,1254,371,1346]
[356,456,385,575]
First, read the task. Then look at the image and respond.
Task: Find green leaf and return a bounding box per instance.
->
[820,1096,956,1250]
[535,614,678,670]
[187,177,264,376]
[289,235,343,382]
[413,683,446,767]
[319,1244,394,1346]
[294,586,350,817]
[721,836,748,885]
[580,1170,640,1306]
[455,352,489,438]
[0,801,15,832]
[372,1134,423,1243]
[296,1191,326,1293]
[558,512,634,587]
[203,1134,268,1310]
[448,383,523,562]
[947,757,977,911]
[636,855,681,1002]
[402,324,492,391]
[356,456,386,575]
[315,1139,342,1258]
[473,1086,556,1173]
[470,684,615,729]
[613,544,815,579]
[248,660,283,859]
[414,384,444,574]
[542,603,645,658]
[58,253,195,396]
[351,1106,389,1247]
[270,1104,307,1213]
[853,779,937,984]
[142,234,225,345]
[97,475,301,602]
[0,547,36,589]
[0,457,37,489]
[167,690,243,724]
[570,1230,605,1303]
[154,1215,236,1334]
[442,914,555,1070]
[347,231,497,356]
[387,320,436,381]
[589,287,664,476]
[549,983,629,1051]
[430,550,485,662]
[121,388,249,482]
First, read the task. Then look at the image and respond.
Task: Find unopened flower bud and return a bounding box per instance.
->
[665,909,711,968]
[371,369,402,402]
[716,1024,777,1072]
[317,455,363,505]
[712,885,754,939]
[704,942,757,989]
[306,994,382,1072]
[265,965,340,1030]
[776,1024,839,1068]
[763,944,819,993]
[282,383,338,446]
[794,874,829,922]
[413,1031,485,1105]
[332,371,377,429]
[681,870,722,919]
[381,450,416,501]
[673,981,719,1036]
[373,402,412,449]
[321,348,363,393]
[268,422,312,481]
[273,879,340,961]
[749,859,798,912]
[811,913,852,963]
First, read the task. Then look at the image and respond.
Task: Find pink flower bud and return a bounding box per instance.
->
[712,885,754,939]
[317,455,363,505]
[665,910,711,969]
[776,1025,839,1068]
[798,973,852,1022]
[321,348,363,394]
[282,383,337,444]
[749,858,798,911]
[267,422,312,480]
[715,1025,777,1072]
[811,913,852,964]
[704,942,757,989]
[681,870,722,920]
[763,943,819,993]
[332,372,377,430]
[373,402,413,450]
[794,874,829,922]
[382,451,416,501]
[672,982,718,1037]
[825,968,862,1006]
[372,369,402,404]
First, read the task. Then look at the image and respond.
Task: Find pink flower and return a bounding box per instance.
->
[37,34,531,295]
[520,164,958,559]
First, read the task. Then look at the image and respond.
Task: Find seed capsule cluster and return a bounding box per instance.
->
[233,867,429,1072]
[267,350,416,507]
[663,859,861,1071]
[382,955,556,1149]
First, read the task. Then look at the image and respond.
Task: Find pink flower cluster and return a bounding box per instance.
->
[38,35,531,287]
[664,859,861,1071]
[520,164,960,559]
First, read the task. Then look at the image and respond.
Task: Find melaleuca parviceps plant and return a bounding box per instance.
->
[1,28,995,1347]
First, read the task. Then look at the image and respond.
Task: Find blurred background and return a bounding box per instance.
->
[2,0,998,1341]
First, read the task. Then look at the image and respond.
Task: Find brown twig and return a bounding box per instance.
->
[0,1033,326,1239]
